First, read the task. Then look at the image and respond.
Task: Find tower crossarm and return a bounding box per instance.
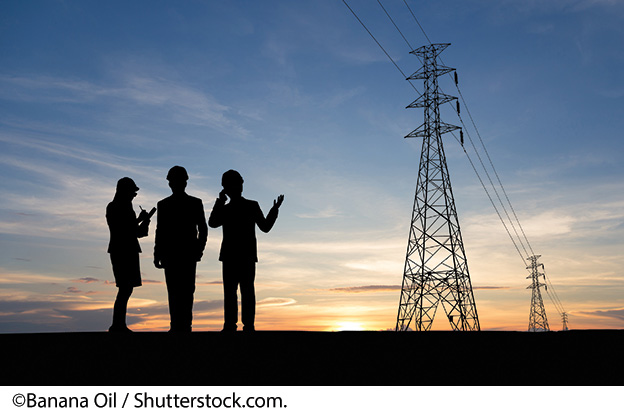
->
[410,43,451,56]
[406,92,457,109]
[405,121,460,138]
[407,65,455,80]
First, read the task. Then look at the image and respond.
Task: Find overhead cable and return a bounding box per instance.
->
[342,0,420,94]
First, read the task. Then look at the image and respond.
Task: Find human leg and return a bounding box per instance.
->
[222,261,240,331]
[165,266,181,331]
[109,252,139,332]
[110,286,133,332]
[239,262,256,331]
[180,261,197,331]
[165,261,197,332]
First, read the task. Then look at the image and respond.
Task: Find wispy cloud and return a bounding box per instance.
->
[120,74,249,137]
[0,134,149,175]
[72,278,100,284]
[257,297,297,307]
[0,136,164,240]
[296,206,342,219]
[321,87,366,108]
[489,0,621,17]
[142,279,164,285]
[189,300,223,312]
[0,268,69,285]
[577,308,624,321]
[330,285,400,293]
[266,238,403,255]
[328,285,510,294]
[0,71,250,138]
[197,281,222,286]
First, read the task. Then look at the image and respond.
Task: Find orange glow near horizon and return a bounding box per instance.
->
[2,269,622,333]
[332,322,366,331]
[121,305,622,332]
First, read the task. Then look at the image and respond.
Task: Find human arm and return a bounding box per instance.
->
[136,206,155,238]
[136,208,149,238]
[153,202,164,269]
[208,190,227,228]
[196,200,208,262]
[256,194,284,233]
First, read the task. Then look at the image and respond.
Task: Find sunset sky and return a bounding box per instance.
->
[1,0,623,333]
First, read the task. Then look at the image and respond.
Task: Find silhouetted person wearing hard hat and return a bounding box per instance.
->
[106,177,152,333]
[209,170,284,332]
[154,166,208,332]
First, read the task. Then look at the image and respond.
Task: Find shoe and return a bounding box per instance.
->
[243,326,255,332]
[108,325,132,333]
[168,327,192,333]
[221,325,237,332]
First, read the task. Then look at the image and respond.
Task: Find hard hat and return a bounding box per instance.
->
[222,170,243,187]
[116,177,139,192]
[167,166,189,181]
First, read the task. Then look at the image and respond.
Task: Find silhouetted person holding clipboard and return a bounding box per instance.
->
[154,166,208,332]
[106,177,153,333]
[209,170,284,332]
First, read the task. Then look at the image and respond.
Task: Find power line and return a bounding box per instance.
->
[544,272,565,315]
[342,0,420,94]
[377,0,413,51]
[402,0,431,44]
[372,1,527,263]
[347,0,531,267]
[454,102,531,261]
[380,0,533,263]
[343,0,567,324]
[449,131,528,266]
[398,0,568,323]
[400,0,535,262]
[454,82,536,258]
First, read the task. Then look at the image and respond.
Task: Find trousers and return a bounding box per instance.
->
[222,261,256,331]
[164,260,197,332]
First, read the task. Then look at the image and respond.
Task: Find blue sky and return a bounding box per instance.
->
[1,0,623,332]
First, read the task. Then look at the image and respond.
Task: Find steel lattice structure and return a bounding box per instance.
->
[396,44,479,331]
[526,254,550,332]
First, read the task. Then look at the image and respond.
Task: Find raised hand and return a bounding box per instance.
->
[273,194,284,209]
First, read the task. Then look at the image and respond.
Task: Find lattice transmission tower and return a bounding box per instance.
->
[396,43,479,331]
[526,254,550,332]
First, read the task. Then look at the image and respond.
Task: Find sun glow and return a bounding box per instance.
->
[334,322,365,331]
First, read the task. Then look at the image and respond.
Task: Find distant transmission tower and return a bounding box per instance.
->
[526,254,550,332]
[396,43,479,331]
[561,312,569,331]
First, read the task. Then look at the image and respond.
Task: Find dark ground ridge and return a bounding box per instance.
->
[2,330,622,386]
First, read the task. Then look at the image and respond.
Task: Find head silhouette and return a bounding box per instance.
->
[116,177,139,201]
[167,166,189,195]
[222,170,243,199]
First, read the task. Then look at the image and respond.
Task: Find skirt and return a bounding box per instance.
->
[110,252,142,288]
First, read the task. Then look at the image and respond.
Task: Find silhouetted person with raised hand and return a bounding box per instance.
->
[154,166,208,332]
[106,177,153,333]
[209,170,284,332]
